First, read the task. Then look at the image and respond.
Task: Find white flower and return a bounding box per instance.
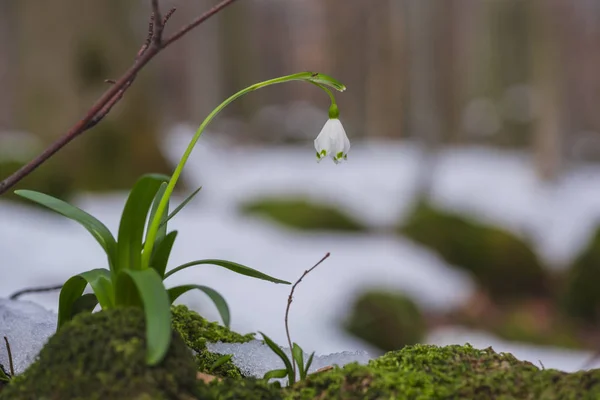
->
[314,118,350,164]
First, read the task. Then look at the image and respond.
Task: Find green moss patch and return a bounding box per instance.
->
[196,343,600,399]
[171,305,255,379]
[0,307,198,400]
[399,202,547,301]
[240,197,367,232]
[344,290,425,352]
[562,225,600,326]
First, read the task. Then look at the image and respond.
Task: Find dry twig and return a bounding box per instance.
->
[3,337,14,377]
[9,284,63,300]
[285,252,331,378]
[0,0,239,195]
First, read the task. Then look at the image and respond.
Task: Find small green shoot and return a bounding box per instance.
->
[262,253,330,385]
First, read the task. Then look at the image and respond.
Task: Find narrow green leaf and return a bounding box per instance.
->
[0,367,9,382]
[167,284,230,328]
[292,343,304,379]
[79,270,114,309]
[306,72,346,92]
[160,186,202,228]
[259,332,295,385]
[263,368,288,381]
[70,293,99,318]
[57,268,113,330]
[116,269,172,366]
[150,231,178,279]
[116,174,168,273]
[147,182,169,246]
[209,354,233,372]
[304,352,315,380]
[164,259,290,285]
[14,190,117,270]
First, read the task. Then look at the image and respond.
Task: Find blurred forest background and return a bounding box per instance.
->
[2,0,596,193]
[5,0,600,363]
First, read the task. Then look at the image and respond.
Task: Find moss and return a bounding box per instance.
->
[562,225,600,325]
[0,307,198,400]
[171,305,255,351]
[195,343,600,399]
[197,377,284,400]
[285,344,600,399]
[171,304,255,379]
[240,197,367,232]
[400,201,547,301]
[195,350,245,380]
[343,290,425,352]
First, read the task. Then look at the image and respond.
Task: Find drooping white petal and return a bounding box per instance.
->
[314,118,350,163]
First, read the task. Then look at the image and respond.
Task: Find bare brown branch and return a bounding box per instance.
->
[151,0,164,44]
[285,252,330,378]
[0,0,239,195]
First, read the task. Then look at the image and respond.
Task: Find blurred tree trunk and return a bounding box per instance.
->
[0,0,15,131]
[530,0,566,182]
[218,1,260,125]
[157,0,222,127]
[434,0,461,144]
[405,0,441,199]
[365,0,404,139]
[323,0,369,140]
[10,0,171,199]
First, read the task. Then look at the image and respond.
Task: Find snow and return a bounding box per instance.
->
[3,124,600,373]
[206,340,371,383]
[0,298,56,374]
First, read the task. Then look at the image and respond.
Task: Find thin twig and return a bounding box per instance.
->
[151,0,164,44]
[0,0,239,196]
[285,252,330,379]
[9,284,64,300]
[3,337,14,377]
[163,0,238,47]
[162,7,177,26]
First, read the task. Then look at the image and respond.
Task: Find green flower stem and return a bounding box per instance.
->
[141,72,345,269]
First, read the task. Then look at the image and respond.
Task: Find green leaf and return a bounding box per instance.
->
[209,354,233,372]
[263,368,288,381]
[70,293,99,318]
[14,190,117,270]
[150,231,178,279]
[160,186,202,229]
[304,352,315,379]
[147,182,169,246]
[292,343,304,379]
[167,284,230,328]
[259,332,295,385]
[116,174,168,273]
[306,72,346,92]
[116,269,172,366]
[164,259,290,285]
[57,268,113,329]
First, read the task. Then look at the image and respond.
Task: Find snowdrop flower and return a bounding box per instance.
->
[314,105,350,164]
